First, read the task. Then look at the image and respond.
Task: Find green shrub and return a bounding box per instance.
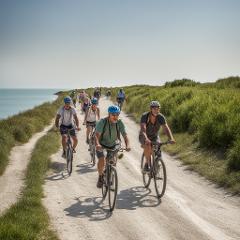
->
[0,94,63,176]
[227,138,240,171]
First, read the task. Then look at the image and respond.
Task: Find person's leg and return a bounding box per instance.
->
[96,147,105,188]
[62,135,67,150]
[143,144,152,164]
[86,125,91,143]
[71,136,78,151]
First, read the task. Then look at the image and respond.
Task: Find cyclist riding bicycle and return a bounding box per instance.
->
[116,88,125,108]
[70,90,77,107]
[93,88,101,100]
[82,94,91,113]
[95,105,131,188]
[55,96,80,158]
[139,101,175,172]
[83,97,100,144]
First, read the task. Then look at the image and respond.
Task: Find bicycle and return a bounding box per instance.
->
[65,128,76,176]
[117,98,124,111]
[88,124,96,167]
[101,143,125,212]
[141,141,169,198]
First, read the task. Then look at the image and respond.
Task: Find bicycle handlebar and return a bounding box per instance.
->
[152,140,171,147]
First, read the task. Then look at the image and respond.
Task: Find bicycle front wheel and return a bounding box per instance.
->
[66,146,73,176]
[153,157,167,198]
[141,153,151,188]
[108,166,118,212]
[102,170,108,200]
[90,142,96,167]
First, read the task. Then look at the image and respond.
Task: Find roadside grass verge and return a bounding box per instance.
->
[0,95,63,176]
[163,133,240,193]
[0,128,60,240]
[109,78,240,193]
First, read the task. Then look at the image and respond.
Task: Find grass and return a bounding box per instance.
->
[0,95,63,176]
[109,77,240,193]
[0,128,60,240]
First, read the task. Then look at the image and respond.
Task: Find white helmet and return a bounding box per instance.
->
[150,100,160,108]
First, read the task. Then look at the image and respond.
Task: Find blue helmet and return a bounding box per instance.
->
[108,105,120,114]
[64,96,71,104]
[91,98,98,105]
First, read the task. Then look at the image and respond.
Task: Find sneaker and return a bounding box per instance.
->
[86,138,89,144]
[143,163,150,173]
[96,175,103,188]
[73,148,76,153]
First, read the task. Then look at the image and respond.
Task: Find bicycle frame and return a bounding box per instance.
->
[141,141,169,198]
[102,144,125,211]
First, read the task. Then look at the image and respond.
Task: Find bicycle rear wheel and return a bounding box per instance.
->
[108,166,118,212]
[153,157,167,198]
[141,153,151,188]
[66,146,73,175]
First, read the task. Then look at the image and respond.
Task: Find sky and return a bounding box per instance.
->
[0,0,239,88]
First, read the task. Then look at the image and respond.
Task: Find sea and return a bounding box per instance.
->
[0,89,64,120]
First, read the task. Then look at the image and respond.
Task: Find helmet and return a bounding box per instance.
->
[64,96,71,104]
[91,98,98,105]
[150,100,160,108]
[108,105,120,114]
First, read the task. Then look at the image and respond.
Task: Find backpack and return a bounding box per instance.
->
[100,117,120,142]
[60,106,73,125]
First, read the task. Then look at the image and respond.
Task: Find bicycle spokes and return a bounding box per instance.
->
[153,158,167,198]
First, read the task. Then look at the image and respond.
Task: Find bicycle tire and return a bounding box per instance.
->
[102,170,108,200]
[66,146,73,175]
[153,157,167,198]
[90,139,96,167]
[141,153,151,188]
[108,166,118,212]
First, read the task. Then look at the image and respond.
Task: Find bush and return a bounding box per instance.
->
[165,78,200,88]
[227,139,240,171]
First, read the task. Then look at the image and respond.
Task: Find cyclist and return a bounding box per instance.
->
[70,90,77,107]
[95,105,131,188]
[139,100,175,172]
[93,88,101,100]
[55,96,80,158]
[116,88,125,110]
[82,94,91,113]
[106,89,111,98]
[83,97,100,144]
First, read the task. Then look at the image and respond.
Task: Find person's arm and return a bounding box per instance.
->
[140,123,151,145]
[55,114,61,128]
[123,135,130,151]
[162,123,176,144]
[95,132,102,150]
[97,108,100,120]
[83,108,88,124]
[74,114,80,130]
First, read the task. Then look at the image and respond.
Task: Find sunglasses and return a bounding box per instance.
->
[111,113,120,117]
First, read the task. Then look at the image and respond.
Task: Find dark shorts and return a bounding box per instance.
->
[86,121,96,127]
[60,125,76,136]
[96,144,115,159]
[117,97,124,103]
[139,133,159,146]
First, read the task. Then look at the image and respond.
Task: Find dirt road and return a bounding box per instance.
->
[0,122,53,215]
[43,98,240,240]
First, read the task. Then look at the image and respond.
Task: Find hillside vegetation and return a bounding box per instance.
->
[0,95,63,176]
[109,77,240,192]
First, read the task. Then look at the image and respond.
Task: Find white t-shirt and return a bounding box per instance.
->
[57,106,77,126]
[86,107,98,122]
